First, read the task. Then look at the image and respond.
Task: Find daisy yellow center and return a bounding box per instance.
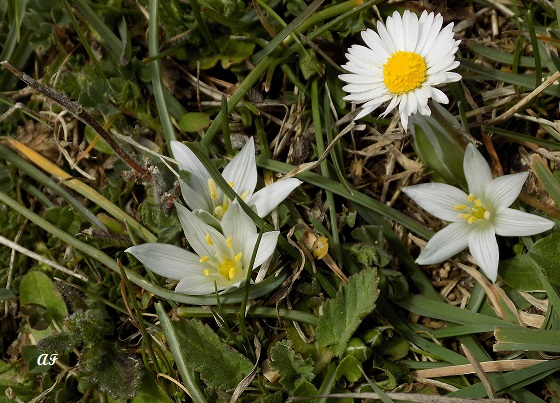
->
[383,51,427,94]
[454,194,491,224]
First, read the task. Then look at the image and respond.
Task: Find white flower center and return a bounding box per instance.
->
[383,51,427,94]
[201,234,243,281]
[207,178,250,220]
[454,194,491,224]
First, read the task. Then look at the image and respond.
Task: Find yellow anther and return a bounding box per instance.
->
[200,255,209,263]
[383,51,427,94]
[467,216,476,224]
[235,252,242,262]
[454,204,466,211]
[458,213,470,220]
[228,181,234,188]
[468,194,475,203]
[475,198,482,207]
[239,189,251,201]
[205,234,214,246]
[208,178,219,200]
[227,237,233,248]
[203,269,210,276]
[228,267,235,280]
[219,259,236,280]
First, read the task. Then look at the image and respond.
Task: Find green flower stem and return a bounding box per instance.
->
[256,157,433,239]
[0,190,287,305]
[149,0,177,153]
[176,306,318,325]
[155,303,207,403]
[311,80,342,264]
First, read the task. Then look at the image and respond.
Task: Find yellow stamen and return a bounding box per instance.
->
[219,259,237,280]
[205,234,214,245]
[203,269,210,276]
[235,252,242,262]
[227,237,233,248]
[228,181,234,188]
[208,178,218,200]
[383,51,427,94]
[457,194,491,224]
[239,189,251,201]
[199,255,209,263]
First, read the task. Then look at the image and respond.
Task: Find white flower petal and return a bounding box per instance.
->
[468,224,499,281]
[222,137,257,199]
[221,201,256,255]
[171,141,211,197]
[486,172,528,212]
[416,222,471,264]
[175,276,218,295]
[126,243,202,280]
[403,183,469,222]
[175,202,228,257]
[494,208,555,236]
[245,231,280,269]
[179,179,213,212]
[464,143,493,197]
[249,178,302,217]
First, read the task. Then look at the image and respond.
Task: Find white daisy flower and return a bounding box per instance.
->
[171,138,302,220]
[402,144,555,281]
[339,10,462,129]
[126,201,279,295]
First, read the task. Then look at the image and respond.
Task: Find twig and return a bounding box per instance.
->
[0,61,150,179]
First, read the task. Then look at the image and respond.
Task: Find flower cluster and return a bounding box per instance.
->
[126,138,301,295]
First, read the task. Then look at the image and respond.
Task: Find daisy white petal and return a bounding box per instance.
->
[468,224,499,281]
[339,10,460,129]
[464,144,493,196]
[416,222,471,264]
[126,243,202,280]
[493,208,555,236]
[403,183,469,222]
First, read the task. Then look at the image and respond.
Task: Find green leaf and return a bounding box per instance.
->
[19,271,68,341]
[179,112,211,133]
[500,233,560,291]
[175,319,253,390]
[316,268,379,356]
[269,340,315,389]
[494,327,560,352]
[130,373,174,403]
[335,355,362,384]
[44,205,81,236]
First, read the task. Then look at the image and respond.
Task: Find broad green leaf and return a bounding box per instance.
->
[335,355,362,384]
[179,112,211,133]
[316,268,379,356]
[269,340,315,389]
[19,271,68,341]
[175,319,253,390]
[494,327,560,352]
[500,233,560,291]
[130,373,174,403]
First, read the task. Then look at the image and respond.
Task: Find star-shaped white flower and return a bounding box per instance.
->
[339,10,461,129]
[171,138,301,220]
[402,144,555,281]
[125,201,279,295]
